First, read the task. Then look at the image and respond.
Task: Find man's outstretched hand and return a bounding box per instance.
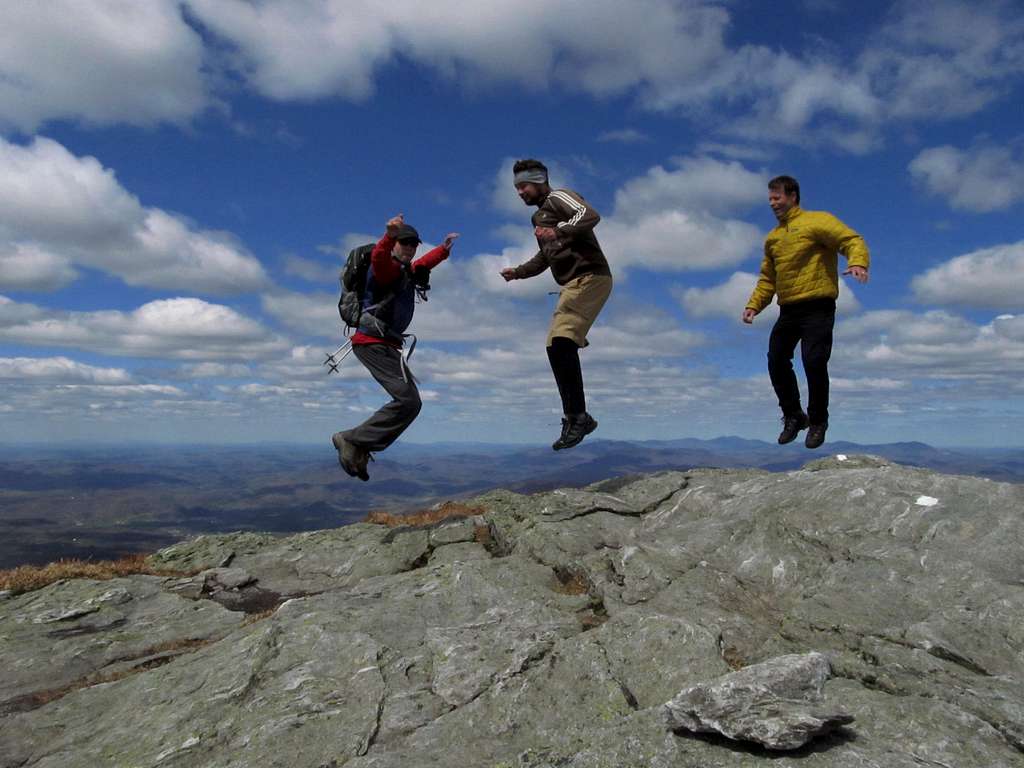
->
[844,265,869,284]
[442,232,460,251]
[386,213,404,238]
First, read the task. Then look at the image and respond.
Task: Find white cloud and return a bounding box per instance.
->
[908,144,1024,213]
[837,309,1024,378]
[0,296,289,361]
[911,241,1024,310]
[0,356,131,384]
[0,137,268,294]
[261,289,340,339]
[612,156,766,219]
[861,0,1024,121]
[0,1,208,131]
[181,362,253,378]
[3,0,1020,152]
[677,272,761,318]
[186,0,731,104]
[0,244,78,291]
[283,254,340,284]
[595,156,765,273]
[994,314,1024,341]
[597,129,650,144]
[601,211,761,272]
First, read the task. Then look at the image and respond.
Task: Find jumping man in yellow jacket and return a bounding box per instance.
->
[742,175,870,449]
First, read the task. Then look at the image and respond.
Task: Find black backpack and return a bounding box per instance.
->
[337,242,432,332]
[338,243,375,330]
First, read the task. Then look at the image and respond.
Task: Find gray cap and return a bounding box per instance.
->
[395,224,421,244]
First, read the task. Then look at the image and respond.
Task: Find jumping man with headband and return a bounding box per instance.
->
[501,159,613,450]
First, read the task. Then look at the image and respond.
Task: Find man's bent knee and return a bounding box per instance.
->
[397,391,422,420]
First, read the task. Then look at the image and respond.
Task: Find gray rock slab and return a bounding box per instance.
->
[663,652,854,750]
[150,523,431,596]
[4,457,1024,768]
[0,576,242,713]
[3,615,387,768]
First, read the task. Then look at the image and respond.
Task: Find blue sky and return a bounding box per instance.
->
[1,0,1022,447]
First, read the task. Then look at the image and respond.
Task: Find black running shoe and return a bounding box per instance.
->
[553,413,598,451]
[777,413,809,445]
[805,422,828,449]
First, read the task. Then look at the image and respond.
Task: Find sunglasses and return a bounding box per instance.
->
[397,238,419,247]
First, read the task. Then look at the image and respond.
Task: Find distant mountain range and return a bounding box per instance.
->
[1,437,1021,569]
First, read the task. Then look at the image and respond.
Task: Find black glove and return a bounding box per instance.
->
[412,265,431,288]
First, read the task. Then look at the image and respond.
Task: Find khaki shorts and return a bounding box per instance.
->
[547,273,613,347]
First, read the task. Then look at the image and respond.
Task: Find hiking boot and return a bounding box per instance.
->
[805,422,828,450]
[332,432,369,481]
[777,412,809,445]
[552,412,597,451]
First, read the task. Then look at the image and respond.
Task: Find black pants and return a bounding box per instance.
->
[547,336,585,415]
[346,343,422,452]
[767,298,835,425]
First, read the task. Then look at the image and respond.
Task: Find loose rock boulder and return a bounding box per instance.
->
[663,651,854,750]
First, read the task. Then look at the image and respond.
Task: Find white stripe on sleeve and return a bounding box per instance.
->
[549,189,587,228]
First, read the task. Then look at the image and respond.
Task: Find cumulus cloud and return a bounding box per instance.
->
[597,129,650,144]
[3,0,1020,152]
[0,1,208,131]
[0,356,131,384]
[601,212,761,272]
[860,0,1024,121]
[911,241,1024,310]
[261,289,339,339]
[677,272,761,318]
[612,156,766,219]
[283,254,340,284]
[0,244,78,292]
[0,296,289,361]
[908,143,1024,213]
[837,309,1024,379]
[0,137,268,294]
[186,0,731,104]
[579,155,764,274]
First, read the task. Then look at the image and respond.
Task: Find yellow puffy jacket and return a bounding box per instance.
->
[745,206,870,312]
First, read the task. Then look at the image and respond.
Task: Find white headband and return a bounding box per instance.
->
[513,169,548,185]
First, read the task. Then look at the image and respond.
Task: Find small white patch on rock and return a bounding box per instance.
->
[836,454,847,461]
[915,496,939,507]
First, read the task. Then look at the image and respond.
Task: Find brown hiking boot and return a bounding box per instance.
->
[332,432,369,481]
[777,412,808,445]
[805,422,828,449]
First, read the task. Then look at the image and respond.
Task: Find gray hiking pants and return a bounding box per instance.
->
[345,343,422,452]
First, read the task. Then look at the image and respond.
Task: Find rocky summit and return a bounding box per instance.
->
[2,455,1023,767]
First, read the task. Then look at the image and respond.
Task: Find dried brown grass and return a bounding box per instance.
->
[0,553,192,597]
[364,501,486,528]
[551,568,591,596]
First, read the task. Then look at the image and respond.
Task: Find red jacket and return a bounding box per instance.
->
[351,234,450,346]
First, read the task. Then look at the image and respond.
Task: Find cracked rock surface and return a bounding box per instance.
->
[2,457,1023,767]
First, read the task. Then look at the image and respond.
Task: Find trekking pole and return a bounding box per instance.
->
[323,340,354,375]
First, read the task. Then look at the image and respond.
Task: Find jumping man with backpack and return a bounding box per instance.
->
[332,214,458,480]
[500,159,612,450]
